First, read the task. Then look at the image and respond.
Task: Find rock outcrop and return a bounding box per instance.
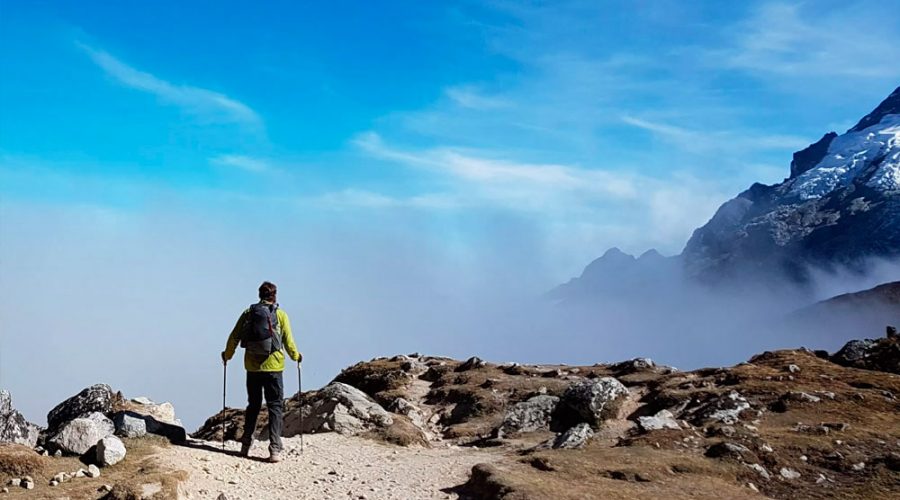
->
[830,326,900,374]
[499,395,559,435]
[48,412,114,455]
[45,384,117,438]
[560,377,628,427]
[285,382,393,436]
[0,391,41,448]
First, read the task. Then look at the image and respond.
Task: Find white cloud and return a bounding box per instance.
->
[621,115,810,154]
[311,189,461,210]
[210,154,272,173]
[721,2,900,79]
[445,86,510,110]
[77,42,263,127]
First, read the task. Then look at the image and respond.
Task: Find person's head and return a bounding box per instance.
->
[258,281,277,302]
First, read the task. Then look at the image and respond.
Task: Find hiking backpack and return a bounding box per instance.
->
[239,302,283,356]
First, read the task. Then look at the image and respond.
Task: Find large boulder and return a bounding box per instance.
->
[49,412,114,455]
[112,397,185,443]
[830,333,900,374]
[499,395,559,435]
[96,435,126,466]
[284,382,393,436]
[560,378,629,427]
[684,391,752,425]
[46,384,116,437]
[636,410,680,432]
[0,391,41,447]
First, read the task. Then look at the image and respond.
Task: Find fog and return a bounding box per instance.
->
[1,201,897,430]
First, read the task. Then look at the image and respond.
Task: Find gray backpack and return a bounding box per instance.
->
[239,302,283,356]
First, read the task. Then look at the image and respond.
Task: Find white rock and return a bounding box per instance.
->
[637,410,680,432]
[49,412,114,455]
[780,467,800,480]
[96,435,127,466]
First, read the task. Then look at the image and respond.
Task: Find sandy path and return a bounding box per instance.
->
[156,434,502,499]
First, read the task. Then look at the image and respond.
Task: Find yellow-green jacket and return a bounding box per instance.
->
[222,302,301,372]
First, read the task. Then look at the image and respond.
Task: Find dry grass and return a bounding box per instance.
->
[0,444,46,477]
[0,436,187,500]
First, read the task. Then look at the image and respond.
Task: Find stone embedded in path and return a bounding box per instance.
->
[500,395,559,435]
[561,377,628,426]
[96,435,127,466]
[0,390,42,447]
[48,412,114,455]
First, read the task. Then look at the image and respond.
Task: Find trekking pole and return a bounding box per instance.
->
[222,360,227,450]
[298,361,304,454]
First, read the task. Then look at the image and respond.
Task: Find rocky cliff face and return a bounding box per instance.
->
[684,87,900,284]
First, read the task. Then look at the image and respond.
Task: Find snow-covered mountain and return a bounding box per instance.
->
[684,86,900,283]
[555,87,900,297]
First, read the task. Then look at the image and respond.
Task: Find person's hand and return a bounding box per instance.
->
[221,351,229,365]
[296,352,303,363]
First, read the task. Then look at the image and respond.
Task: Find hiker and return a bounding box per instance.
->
[221,281,301,463]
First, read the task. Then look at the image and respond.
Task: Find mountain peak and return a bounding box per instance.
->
[849,86,900,133]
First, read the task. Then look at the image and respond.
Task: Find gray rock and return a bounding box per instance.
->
[552,423,594,449]
[96,435,126,466]
[131,397,154,405]
[284,382,392,436]
[561,377,628,426]
[690,391,751,425]
[636,410,680,432]
[456,356,487,372]
[0,390,42,447]
[45,384,116,437]
[831,336,900,374]
[705,441,753,460]
[113,412,147,438]
[87,464,100,478]
[745,463,771,480]
[500,395,559,435]
[780,467,801,480]
[48,412,114,455]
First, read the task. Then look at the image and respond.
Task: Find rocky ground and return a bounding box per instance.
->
[2,326,898,499]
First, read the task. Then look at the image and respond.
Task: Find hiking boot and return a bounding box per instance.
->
[267,451,282,463]
[239,443,251,457]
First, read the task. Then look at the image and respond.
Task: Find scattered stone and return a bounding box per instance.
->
[1,487,7,493]
[500,395,559,435]
[787,364,801,374]
[456,357,487,372]
[851,462,865,471]
[705,442,753,461]
[636,410,680,432]
[87,464,101,477]
[747,482,759,492]
[49,479,59,487]
[75,469,87,478]
[551,423,594,449]
[560,377,628,426]
[745,463,771,480]
[96,435,127,466]
[7,479,20,488]
[99,484,112,493]
[53,449,62,458]
[780,467,801,480]
[760,444,774,453]
[690,391,751,425]
[816,474,828,484]
[49,412,114,455]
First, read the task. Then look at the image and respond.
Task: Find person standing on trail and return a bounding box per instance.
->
[221,281,301,463]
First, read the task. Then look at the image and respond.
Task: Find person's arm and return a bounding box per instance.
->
[222,311,246,363]
[280,310,302,362]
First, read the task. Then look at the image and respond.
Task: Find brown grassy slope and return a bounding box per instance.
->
[0,436,186,500]
[461,349,900,499]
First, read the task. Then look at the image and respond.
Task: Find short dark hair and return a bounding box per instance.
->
[259,281,277,301]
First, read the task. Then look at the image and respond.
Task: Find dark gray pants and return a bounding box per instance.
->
[242,371,284,453]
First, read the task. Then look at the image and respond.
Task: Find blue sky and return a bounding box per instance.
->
[2,0,900,425]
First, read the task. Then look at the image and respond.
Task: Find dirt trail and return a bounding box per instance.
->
[155,434,502,499]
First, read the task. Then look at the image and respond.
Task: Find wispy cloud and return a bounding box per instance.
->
[77,42,263,127]
[445,86,510,110]
[311,189,461,210]
[621,115,810,154]
[720,2,900,80]
[353,132,639,202]
[210,154,272,173]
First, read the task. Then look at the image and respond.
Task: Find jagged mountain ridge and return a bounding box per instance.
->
[557,87,900,296]
[684,86,900,283]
